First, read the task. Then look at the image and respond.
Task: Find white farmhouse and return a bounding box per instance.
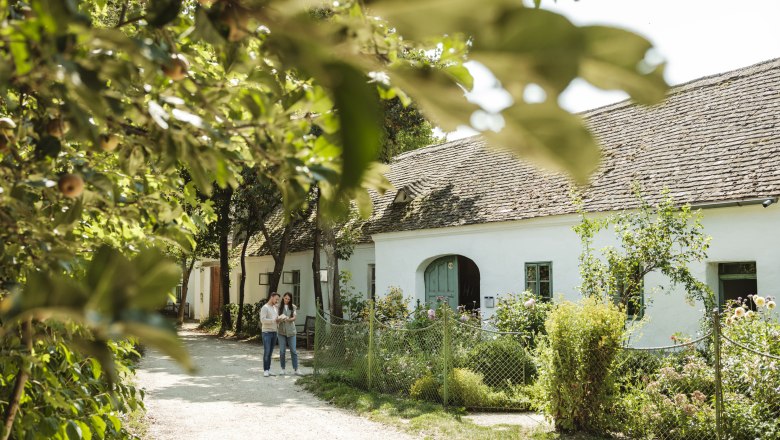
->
[185,58,780,346]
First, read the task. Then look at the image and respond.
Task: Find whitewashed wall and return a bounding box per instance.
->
[195,203,780,345]
[373,204,780,346]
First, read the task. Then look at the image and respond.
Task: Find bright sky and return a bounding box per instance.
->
[444,0,780,139]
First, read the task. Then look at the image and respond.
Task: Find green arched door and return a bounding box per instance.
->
[424,256,458,309]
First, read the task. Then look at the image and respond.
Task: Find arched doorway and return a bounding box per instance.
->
[424,255,480,310]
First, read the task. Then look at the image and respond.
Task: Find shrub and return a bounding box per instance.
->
[362,286,409,324]
[614,349,663,390]
[537,297,626,433]
[340,270,368,320]
[377,353,430,396]
[409,374,441,402]
[443,368,492,408]
[491,291,552,348]
[465,336,536,388]
[613,352,716,440]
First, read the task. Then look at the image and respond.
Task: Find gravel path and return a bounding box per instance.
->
[136,324,414,440]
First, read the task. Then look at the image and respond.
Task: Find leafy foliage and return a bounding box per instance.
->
[490,291,553,348]
[0,324,144,440]
[574,188,714,315]
[537,297,626,433]
[465,336,535,388]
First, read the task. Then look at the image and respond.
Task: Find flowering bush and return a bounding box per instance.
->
[720,295,780,438]
[491,291,553,348]
[612,351,716,439]
[360,286,410,324]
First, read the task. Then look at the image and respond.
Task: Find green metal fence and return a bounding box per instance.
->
[314,304,780,439]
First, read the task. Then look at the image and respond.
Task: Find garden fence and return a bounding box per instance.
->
[314,305,780,440]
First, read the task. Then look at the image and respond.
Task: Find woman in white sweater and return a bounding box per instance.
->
[260,292,282,377]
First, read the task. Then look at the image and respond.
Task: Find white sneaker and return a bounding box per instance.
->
[263,370,270,377]
[280,370,287,376]
[294,370,303,376]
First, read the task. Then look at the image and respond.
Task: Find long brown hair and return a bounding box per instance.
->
[278,292,294,316]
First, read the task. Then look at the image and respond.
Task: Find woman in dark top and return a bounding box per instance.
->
[277,292,301,375]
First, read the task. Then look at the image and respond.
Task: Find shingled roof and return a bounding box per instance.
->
[248,58,780,256]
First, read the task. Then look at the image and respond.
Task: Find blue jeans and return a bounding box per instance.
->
[278,334,298,370]
[262,332,277,371]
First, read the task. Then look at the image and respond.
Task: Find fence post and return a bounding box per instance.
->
[314,299,322,376]
[367,299,375,391]
[712,308,724,440]
[442,305,450,407]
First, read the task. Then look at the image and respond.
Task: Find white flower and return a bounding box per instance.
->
[524,298,536,309]
[768,301,776,310]
[746,310,756,318]
[734,307,746,318]
[754,296,766,308]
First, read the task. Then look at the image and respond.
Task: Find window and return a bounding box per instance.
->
[174,285,182,303]
[368,264,376,300]
[719,262,757,310]
[291,270,301,307]
[525,262,552,300]
[616,268,644,319]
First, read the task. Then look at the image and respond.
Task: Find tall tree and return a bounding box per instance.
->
[379,97,438,162]
[213,184,234,334]
[311,187,325,313]
[233,167,291,332]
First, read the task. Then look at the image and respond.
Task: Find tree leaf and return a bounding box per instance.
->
[324,62,382,192]
[485,102,600,184]
[389,66,478,131]
[66,421,83,440]
[579,25,667,105]
[89,415,106,440]
[470,6,583,94]
[116,318,194,373]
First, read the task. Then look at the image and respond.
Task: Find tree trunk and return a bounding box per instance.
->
[177,257,195,326]
[261,220,294,296]
[236,229,251,334]
[217,185,233,334]
[2,319,32,440]
[332,256,343,319]
[312,189,324,313]
[322,224,343,318]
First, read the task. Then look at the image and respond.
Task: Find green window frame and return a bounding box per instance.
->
[291,270,301,308]
[525,262,552,300]
[718,262,757,310]
[368,264,376,300]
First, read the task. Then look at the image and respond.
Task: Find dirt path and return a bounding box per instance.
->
[136,324,414,440]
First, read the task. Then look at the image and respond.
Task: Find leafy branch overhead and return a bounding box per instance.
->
[0,0,668,434]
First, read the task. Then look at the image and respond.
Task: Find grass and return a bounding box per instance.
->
[298,375,608,440]
[124,402,148,439]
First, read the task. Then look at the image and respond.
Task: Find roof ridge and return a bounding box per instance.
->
[391,134,484,162]
[580,57,780,118]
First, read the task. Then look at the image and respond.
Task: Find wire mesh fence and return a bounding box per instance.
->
[610,333,717,440]
[314,304,543,411]
[314,302,780,439]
